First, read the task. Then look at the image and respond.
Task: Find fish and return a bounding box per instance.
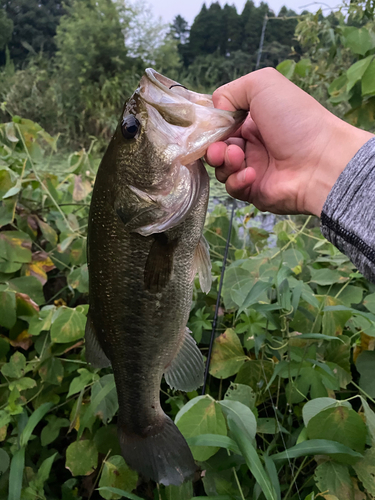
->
[85,68,246,486]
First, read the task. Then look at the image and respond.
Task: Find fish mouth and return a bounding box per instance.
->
[138,69,247,165]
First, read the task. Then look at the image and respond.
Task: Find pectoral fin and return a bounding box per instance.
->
[85,312,111,368]
[164,328,204,392]
[191,235,212,293]
[144,234,178,293]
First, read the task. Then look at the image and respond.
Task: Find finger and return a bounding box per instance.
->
[225,137,246,151]
[212,67,283,112]
[215,145,245,183]
[225,167,256,202]
[205,142,227,167]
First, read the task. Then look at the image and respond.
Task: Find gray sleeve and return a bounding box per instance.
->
[320,136,375,283]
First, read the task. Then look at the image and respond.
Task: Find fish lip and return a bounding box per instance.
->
[139,68,248,164]
[143,68,196,103]
[143,68,247,121]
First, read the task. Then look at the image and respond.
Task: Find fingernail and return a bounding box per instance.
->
[238,169,247,183]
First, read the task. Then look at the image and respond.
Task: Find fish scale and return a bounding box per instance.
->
[85,68,247,485]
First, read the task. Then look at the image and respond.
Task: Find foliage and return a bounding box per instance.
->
[0,8,12,53]
[1,116,375,500]
[0,0,301,143]
[0,0,70,65]
[276,1,375,130]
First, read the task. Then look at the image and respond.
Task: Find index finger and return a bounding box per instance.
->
[212,67,283,112]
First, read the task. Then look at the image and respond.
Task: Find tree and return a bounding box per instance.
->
[188,3,225,59]
[222,4,242,55]
[0,0,70,66]
[170,15,189,44]
[241,1,271,55]
[55,0,130,85]
[0,8,12,51]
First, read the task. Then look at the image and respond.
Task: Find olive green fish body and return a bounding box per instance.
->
[86,69,246,485]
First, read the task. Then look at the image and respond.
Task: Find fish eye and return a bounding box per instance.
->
[121,115,141,139]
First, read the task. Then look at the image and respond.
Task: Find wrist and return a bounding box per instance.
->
[303,118,374,217]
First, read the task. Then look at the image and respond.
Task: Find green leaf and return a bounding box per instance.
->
[314,462,354,498]
[77,375,117,439]
[98,455,138,500]
[360,397,375,446]
[164,482,193,500]
[186,434,241,455]
[188,307,212,344]
[307,406,367,453]
[9,276,45,305]
[0,291,16,329]
[364,292,375,313]
[356,351,375,397]
[50,306,87,343]
[328,74,349,103]
[309,268,343,286]
[96,488,143,500]
[9,377,36,392]
[0,195,17,228]
[224,382,256,410]
[346,55,373,91]
[67,368,96,398]
[0,448,10,475]
[322,296,352,336]
[32,453,57,490]
[41,415,70,446]
[209,329,248,379]
[228,414,277,500]
[1,352,27,379]
[175,395,227,461]
[0,231,32,264]
[352,447,375,495]
[39,356,64,385]
[0,410,12,428]
[20,402,53,447]
[362,59,375,96]
[235,359,274,392]
[257,418,289,435]
[238,280,272,315]
[91,374,119,424]
[271,439,363,462]
[94,425,122,455]
[302,397,352,427]
[37,218,58,246]
[28,308,54,336]
[294,58,311,77]
[8,447,25,500]
[276,59,296,79]
[219,400,257,440]
[68,264,89,294]
[342,26,375,55]
[66,440,98,476]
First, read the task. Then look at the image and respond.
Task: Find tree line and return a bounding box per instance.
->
[0,0,310,145]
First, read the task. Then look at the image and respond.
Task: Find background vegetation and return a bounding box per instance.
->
[1,1,375,500]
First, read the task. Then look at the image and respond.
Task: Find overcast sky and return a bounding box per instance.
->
[146,0,341,25]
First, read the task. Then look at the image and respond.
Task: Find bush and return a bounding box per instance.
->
[1,116,375,499]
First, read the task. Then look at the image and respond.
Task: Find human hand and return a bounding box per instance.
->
[206,68,374,217]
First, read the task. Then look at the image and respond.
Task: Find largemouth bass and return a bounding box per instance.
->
[86,69,246,485]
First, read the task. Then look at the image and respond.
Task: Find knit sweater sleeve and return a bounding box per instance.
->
[320,137,375,283]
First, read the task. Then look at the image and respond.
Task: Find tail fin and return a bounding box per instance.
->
[118,414,196,486]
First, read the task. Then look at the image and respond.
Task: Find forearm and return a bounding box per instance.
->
[320,136,375,283]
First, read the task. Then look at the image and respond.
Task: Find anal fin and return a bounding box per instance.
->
[164,328,204,392]
[191,235,212,293]
[85,312,111,368]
